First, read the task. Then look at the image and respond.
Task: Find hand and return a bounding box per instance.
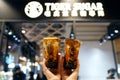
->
[61,56,80,80]
[40,55,61,80]
[40,55,80,80]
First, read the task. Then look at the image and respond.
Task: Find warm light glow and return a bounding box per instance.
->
[25,40,28,43]
[21,30,26,34]
[18,40,21,42]
[103,39,106,42]
[13,35,16,38]
[107,36,111,39]
[15,38,18,41]
[5,29,8,33]
[114,30,119,33]
[8,45,11,49]
[110,33,114,36]
[8,31,12,35]
[40,53,43,57]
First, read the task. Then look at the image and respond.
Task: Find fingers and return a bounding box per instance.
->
[40,58,60,74]
[40,59,57,79]
[40,59,47,72]
[40,56,80,80]
[74,59,80,73]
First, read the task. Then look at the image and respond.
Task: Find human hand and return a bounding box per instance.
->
[40,56,61,80]
[61,56,80,80]
[40,55,80,80]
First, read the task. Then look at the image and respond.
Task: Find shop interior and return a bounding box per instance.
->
[0,21,120,80]
[1,0,120,79]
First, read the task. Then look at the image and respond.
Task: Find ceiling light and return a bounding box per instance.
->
[21,30,26,34]
[5,29,8,33]
[107,36,111,39]
[110,33,114,36]
[13,35,16,38]
[114,29,119,33]
[8,31,12,35]
[15,38,18,41]
[103,39,106,42]
[18,40,21,42]
[8,45,11,49]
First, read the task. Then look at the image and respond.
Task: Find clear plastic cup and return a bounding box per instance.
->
[43,37,59,68]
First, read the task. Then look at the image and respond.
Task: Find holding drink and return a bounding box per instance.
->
[64,38,81,69]
[43,37,81,69]
[43,37,59,68]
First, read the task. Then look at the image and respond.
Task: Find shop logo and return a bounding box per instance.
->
[24,1,43,18]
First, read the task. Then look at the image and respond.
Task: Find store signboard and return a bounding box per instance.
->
[24,1,104,18]
[0,0,120,21]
